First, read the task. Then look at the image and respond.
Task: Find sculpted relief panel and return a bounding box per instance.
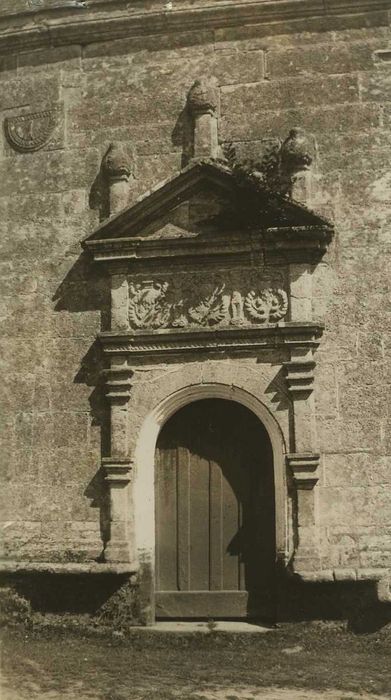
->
[127,269,289,330]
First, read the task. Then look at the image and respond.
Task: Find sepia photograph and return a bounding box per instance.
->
[0,0,391,698]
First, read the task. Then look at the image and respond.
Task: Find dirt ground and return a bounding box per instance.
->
[1,622,391,700]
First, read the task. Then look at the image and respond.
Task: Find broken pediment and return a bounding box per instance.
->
[83,160,333,265]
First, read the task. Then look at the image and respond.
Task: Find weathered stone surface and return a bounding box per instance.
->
[221,75,360,116]
[214,12,391,48]
[220,103,382,142]
[0,3,390,622]
[267,41,383,77]
[17,45,82,74]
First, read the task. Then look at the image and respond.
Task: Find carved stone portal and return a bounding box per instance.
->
[84,158,334,587]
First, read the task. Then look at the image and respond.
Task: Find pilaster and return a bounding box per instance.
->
[103,363,133,458]
[100,363,133,563]
[285,355,321,571]
[109,265,129,331]
[102,457,133,563]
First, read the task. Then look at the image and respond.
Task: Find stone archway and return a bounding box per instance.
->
[133,382,288,622]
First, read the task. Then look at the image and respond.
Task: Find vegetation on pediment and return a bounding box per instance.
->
[222,128,314,198]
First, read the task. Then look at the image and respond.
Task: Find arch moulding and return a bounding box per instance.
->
[133,381,290,572]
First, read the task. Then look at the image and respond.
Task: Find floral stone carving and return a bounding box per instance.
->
[127,273,289,330]
[245,289,288,323]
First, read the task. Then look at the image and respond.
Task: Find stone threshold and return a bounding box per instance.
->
[0,560,138,575]
[141,621,273,633]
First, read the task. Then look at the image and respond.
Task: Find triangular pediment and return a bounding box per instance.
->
[83,160,333,264]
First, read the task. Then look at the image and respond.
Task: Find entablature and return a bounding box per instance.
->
[84,224,332,267]
[99,323,324,358]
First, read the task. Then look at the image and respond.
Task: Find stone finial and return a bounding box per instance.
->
[103,142,132,181]
[187,79,218,116]
[187,78,219,160]
[280,128,313,176]
[102,142,133,215]
[279,128,314,203]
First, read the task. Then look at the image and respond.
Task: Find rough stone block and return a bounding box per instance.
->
[267,42,379,78]
[82,30,214,70]
[1,75,60,112]
[17,45,81,73]
[221,75,359,117]
[316,130,391,174]
[213,49,265,85]
[360,69,391,102]
[214,12,390,49]
[220,103,381,142]
[1,148,101,196]
[314,364,338,418]
[0,55,17,77]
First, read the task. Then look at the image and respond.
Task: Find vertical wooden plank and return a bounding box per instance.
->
[177,446,190,591]
[209,460,223,591]
[156,398,277,617]
[157,446,178,591]
[238,498,246,591]
[155,448,160,591]
[222,455,240,591]
[189,453,210,590]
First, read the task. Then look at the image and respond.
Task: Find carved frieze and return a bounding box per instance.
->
[126,270,289,330]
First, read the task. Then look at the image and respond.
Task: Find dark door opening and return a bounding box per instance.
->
[155,398,276,620]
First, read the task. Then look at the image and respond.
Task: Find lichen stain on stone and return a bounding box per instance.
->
[368,172,391,203]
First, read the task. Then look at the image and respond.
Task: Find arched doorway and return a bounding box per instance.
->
[154,398,276,620]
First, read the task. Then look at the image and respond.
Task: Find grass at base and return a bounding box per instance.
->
[1,621,391,699]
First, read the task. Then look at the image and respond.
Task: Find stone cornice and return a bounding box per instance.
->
[99,322,324,357]
[84,161,333,266]
[0,0,388,54]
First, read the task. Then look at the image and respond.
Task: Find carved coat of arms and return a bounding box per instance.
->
[4,107,58,153]
[128,281,171,329]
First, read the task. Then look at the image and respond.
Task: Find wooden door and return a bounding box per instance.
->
[155,399,276,620]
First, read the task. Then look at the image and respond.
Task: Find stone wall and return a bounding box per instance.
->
[1,4,391,575]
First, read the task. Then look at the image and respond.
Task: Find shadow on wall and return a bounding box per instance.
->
[277,574,391,634]
[171,105,194,168]
[52,238,111,559]
[1,571,391,632]
[89,157,111,223]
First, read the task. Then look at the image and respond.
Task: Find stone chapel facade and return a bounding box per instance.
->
[1,0,391,625]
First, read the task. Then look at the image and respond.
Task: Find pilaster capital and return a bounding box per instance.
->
[102,457,133,485]
[283,359,316,398]
[286,452,320,489]
[102,366,133,403]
